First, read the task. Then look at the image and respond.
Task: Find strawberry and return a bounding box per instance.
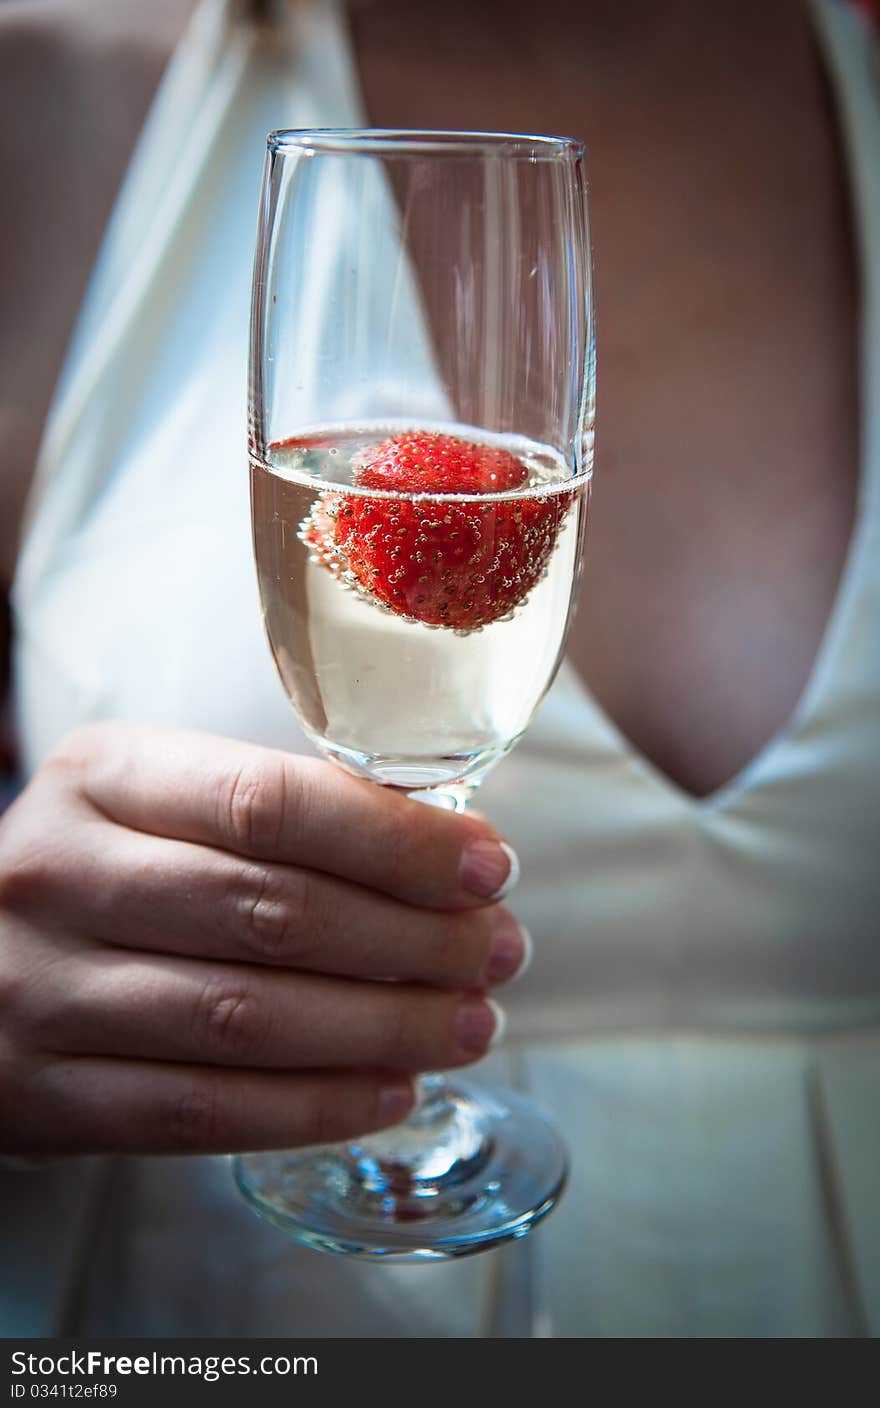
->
[301,431,569,631]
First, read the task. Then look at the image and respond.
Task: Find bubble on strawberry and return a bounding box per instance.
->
[299,431,570,631]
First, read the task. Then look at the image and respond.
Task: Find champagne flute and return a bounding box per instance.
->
[236,129,594,1259]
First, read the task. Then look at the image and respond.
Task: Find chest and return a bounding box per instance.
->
[350,0,862,798]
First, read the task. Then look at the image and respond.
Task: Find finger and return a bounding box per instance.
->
[13,1057,416,1156]
[30,949,505,1072]
[22,823,529,988]
[60,723,518,908]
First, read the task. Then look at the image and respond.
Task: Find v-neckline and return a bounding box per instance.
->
[565,0,874,818]
[328,0,873,819]
[548,1,873,818]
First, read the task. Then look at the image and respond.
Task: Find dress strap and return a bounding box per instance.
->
[814,0,880,505]
[13,0,362,607]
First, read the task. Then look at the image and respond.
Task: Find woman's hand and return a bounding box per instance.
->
[0,724,526,1158]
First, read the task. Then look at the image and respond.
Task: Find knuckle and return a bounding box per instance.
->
[43,723,108,781]
[166,1081,223,1152]
[232,866,324,964]
[0,845,54,914]
[0,795,61,917]
[42,722,138,814]
[18,964,83,1051]
[232,864,294,960]
[220,757,290,856]
[192,978,267,1062]
[0,960,33,1034]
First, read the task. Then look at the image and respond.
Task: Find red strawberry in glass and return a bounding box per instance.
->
[252,424,589,802]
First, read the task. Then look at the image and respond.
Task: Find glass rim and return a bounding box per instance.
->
[266,128,585,160]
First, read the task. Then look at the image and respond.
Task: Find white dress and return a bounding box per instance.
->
[6,0,880,1337]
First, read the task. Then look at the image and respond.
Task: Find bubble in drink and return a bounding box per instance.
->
[250,423,589,792]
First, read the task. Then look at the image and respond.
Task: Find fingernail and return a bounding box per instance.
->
[377,1077,415,1127]
[486,914,533,985]
[454,995,507,1054]
[460,839,520,899]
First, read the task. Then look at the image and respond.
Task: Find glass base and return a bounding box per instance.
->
[233,1077,567,1261]
[307,733,515,807]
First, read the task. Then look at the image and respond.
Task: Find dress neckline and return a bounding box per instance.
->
[330,0,875,816]
[547,0,878,818]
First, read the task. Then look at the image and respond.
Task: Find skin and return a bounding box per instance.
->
[0,0,861,1153]
[0,723,520,1155]
[349,0,859,798]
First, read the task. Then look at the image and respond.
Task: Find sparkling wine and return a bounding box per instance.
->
[250,423,589,793]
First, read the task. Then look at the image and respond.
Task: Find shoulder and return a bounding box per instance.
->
[0,2,191,234]
[0,3,190,584]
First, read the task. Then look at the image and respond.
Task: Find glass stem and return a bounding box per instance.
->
[343,783,491,1194]
[348,1070,489,1194]
[412,1072,450,1118]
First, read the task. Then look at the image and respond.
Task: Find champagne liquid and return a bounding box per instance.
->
[251,424,589,793]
